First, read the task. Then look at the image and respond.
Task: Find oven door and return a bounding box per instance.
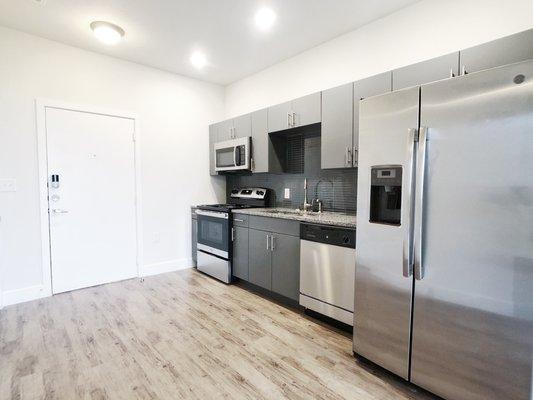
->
[214,137,251,172]
[196,210,230,259]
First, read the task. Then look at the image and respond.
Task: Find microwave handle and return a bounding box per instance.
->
[234,146,241,166]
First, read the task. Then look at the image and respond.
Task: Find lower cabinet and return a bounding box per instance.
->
[232,226,249,280]
[245,226,300,301]
[271,233,300,301]
[248,228,272,290]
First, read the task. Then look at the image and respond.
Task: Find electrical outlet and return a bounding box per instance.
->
[284,188,290,199]
[0,179,16,192]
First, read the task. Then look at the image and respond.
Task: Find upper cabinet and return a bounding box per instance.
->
[321,73,391,170]
[460,29,533,75]
[251,108,269,173]
[215,115,252,141]
[321,83,354,169]
[353,72,392,167]
[392,52,459,91]
[268,92,321,133]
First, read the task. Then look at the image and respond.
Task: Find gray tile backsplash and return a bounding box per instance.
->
[226,134,357,214]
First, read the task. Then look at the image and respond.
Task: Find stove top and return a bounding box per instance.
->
[196,204,254,212]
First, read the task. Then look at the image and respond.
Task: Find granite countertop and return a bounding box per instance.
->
[233,207,356,229]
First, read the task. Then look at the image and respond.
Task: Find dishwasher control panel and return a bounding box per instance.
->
[300,223,355,249]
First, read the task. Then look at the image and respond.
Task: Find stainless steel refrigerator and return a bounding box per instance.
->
[353,60,533,400]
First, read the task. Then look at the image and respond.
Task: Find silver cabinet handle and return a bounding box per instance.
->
[51,209,69,214]
[345,147,350,167]
[461,65,468,76]
[292,112,296,127]
[231,227,235,242]
[414,126,428,280]
[449,68,455,78]
[352,147,358,167]
[233,218,244,222]
[266,234,270,250]
[270,235,275,251]
[287,112,291,128]
[402,128,417,278]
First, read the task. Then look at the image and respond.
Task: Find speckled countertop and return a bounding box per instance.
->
[232,208,356,229]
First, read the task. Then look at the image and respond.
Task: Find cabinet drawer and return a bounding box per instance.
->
[249,216,300,236]
[232,213,249,227]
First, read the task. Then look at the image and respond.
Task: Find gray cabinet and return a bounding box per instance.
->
[271,233,300,301]
[292,92,321,127]
[208,125,217,176]
[267,101,292,133]
[321,73,391,170]
[321,83,354,169]
[268,92,321,133]
[232,114,252,139]
[460,29,533,75]
[251,109,269,173]
[392,52,459,91]
[191,210,197,266]
[216,119,234,141]
[353,72,392,166]
[248,228,272,290]
[232,226,249,280]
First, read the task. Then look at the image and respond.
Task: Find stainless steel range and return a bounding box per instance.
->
[195,188,269,283]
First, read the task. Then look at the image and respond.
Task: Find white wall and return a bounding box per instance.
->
[0,26,226,306]
[225,0,533,117]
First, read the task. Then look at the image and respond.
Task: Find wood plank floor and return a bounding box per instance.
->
[0,268,437,400]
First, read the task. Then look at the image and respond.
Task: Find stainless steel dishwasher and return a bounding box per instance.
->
[299,223,356,325]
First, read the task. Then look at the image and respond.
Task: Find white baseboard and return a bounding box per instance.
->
[141,258,194,277]
[2,284,50,307]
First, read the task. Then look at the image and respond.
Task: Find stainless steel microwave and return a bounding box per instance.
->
[214,137,251,172]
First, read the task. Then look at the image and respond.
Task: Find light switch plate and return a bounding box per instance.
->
[284,188,290,199]
[0,179,17,192]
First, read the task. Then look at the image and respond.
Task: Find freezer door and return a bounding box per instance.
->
[353,87,419,379]
[411,61,533,400]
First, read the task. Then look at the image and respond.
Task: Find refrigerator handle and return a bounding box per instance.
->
[402,128,417,278]
[414,126,428,280]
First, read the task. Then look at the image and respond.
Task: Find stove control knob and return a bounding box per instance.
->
[342,236,350,244]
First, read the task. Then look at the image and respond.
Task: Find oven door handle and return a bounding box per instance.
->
[195,210,229,219]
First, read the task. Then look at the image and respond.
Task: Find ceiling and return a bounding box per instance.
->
[0,0,420,85]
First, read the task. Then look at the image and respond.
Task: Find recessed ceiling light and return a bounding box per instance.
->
[254,7,276,31]
[90,21,125,45]
[190,51,207,69]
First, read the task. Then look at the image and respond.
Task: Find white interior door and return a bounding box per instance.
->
[45,107,137,294]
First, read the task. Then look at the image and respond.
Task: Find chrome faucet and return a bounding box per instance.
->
[302,178,312,212]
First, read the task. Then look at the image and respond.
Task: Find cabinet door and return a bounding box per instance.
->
[271,233,300,301]
[217,119,234,141]
[208,124,218,176]
[191,217,197,265]
[460,29,533,75]
[232,226,249,280]
[292,92,321,127]
[248,229,272,290]
[233,114,251,139]
[251,109,269,173]
[268,101,292,133]
[392,52,459,91]
[321,83,353,169]
[353,72,392,166]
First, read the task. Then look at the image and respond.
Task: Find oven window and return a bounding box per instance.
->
[216,147,235,168]
[197,216,229,253]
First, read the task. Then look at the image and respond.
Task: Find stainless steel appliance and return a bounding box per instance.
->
[354,60,533,400]
[214,137,251,172]
[300,223,356,325]
[196,188,268,283]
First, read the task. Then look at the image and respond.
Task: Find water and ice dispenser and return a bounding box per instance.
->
[369,166,402,226]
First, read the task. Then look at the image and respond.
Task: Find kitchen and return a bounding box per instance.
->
[1,1,532,400]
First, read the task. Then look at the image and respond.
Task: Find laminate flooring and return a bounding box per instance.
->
[0,268,437,399]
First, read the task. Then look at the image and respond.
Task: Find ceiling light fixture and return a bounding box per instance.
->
[90,21,125,45]
[254,7,276,31]
[190,51,208,69]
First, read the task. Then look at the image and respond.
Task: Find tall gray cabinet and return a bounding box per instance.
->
[321,72,391,169]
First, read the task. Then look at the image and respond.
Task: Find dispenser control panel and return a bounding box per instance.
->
[369,166,402,226]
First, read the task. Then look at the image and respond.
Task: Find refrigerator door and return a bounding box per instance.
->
[411,61,533,400]
[353,87,419,379]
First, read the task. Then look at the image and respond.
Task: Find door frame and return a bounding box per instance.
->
[35,99,143,296]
